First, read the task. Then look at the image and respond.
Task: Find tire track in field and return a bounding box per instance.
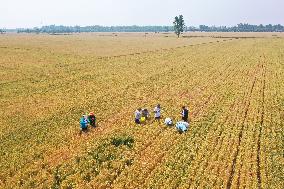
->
[226,65,260,189]
[237,60,264,189]
[231,58,266,189]
[256,58,266,189]
[235,88,259,189]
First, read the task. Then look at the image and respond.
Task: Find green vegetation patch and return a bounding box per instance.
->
[111,135,134,148]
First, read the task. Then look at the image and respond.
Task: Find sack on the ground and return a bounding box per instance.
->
[140,117,146,123]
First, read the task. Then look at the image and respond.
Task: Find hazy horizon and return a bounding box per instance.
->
[1,0,283,29]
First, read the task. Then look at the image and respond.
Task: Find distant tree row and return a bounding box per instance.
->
[13,23,284,34]
[17,25,174,33]
[197,23,284,32]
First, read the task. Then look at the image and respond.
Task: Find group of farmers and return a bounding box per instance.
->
[79,112,96,132]
[134,104,190,133]
[79,104,190,134]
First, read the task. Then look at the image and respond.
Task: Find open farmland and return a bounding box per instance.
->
[0,33,283,188]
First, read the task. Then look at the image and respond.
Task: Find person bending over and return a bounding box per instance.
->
[80,114,89,132]
[88,112,96,127]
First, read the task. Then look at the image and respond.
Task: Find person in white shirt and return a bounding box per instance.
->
[135,108,142,124]
[153,104,161,121]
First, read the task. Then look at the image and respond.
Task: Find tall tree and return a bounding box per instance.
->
[173,15,185,38]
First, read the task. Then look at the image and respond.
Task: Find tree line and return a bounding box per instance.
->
[198,23,284,32]
[16,25,174,33]
[2,23,284,34]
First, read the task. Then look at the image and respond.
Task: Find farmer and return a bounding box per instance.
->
[153,104,161,121]
[80,114,89,132]
[181,106,189,122]
[135,108,142,124]
[176,121,189,133]
[88,112,96,127]
[141,108,150,120]
[164,117,173,126]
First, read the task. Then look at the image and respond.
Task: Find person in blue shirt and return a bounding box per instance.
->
[80,114,89,132]
[176,121,189,134]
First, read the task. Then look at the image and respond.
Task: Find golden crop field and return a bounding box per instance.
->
[0,33,283,189]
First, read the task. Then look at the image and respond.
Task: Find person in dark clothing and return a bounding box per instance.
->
[142,108,150,120]
[88,112,96,127]
[181,106,189,122]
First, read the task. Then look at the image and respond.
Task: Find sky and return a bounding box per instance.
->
[1,0,283,29]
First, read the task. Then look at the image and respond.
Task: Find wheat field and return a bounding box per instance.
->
[0,33,283,188]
